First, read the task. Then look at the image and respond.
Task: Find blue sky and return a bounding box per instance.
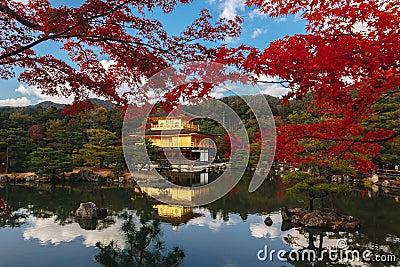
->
[0,0,306,106]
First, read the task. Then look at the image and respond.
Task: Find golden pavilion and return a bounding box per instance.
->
[145,114,217,163]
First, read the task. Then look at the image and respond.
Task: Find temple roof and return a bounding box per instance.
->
[145,129,220,136]
[148,109,201,120]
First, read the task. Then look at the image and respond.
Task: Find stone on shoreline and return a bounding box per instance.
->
[26,175,39,182]
[68,170,105,183]
[0,175,10,183]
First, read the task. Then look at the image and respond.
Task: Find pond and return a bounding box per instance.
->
[0,175,399,266]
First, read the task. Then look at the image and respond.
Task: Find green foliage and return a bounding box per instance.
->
[4,113,34,130]
[0,128,35,172]
[45,125,85,156]
[368,93,400,168]
[28,147,73,179]
[283,171,349,211]
[74,129,122,168]
[0,91,399,177]
[95,214,185,267]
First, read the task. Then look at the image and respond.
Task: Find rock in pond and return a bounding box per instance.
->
[75,202,107,220]
[280,207,360,231]
[264,216,273,226]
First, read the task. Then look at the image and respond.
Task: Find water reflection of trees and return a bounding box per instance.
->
[95,213,185,267]
[282,227,400,267]
[0,183,151,229]
[0,177,399,267]
[0,198,28,228]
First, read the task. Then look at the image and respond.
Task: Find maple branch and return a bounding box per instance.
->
[68,34,169,53]
[294,131,400,143]
[0,36,51,61]
[0,0,133,62]
[333,140,357,163]
[90,0,132,20]
[0,3,39,29]
[256,80,292,88]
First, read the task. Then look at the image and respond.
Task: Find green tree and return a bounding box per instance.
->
[368,93,400,168]
[0,128,35,173]
[28,147,73,180]
[75,129,120,168]
[95,214,185,267]
[3,112,34,130]
[282,172,349,211]
[44,121,85,156]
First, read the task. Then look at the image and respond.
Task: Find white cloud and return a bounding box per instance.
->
[23,215,125,247]
[0,97,32,107]
[255,75,290,97]
[14,83,126,105]
[249,8,267,19]
[100,59,116,71]
[15,84,74,104]
[251,28,267,39]
[187,208,240,232]
[293,13,302,22]
[11,0,29,4]
[223,35,239,44]
[352,21,372,35]
[274,17,287,23]
[210,86,229,99]
[219,0,246,20]
[260,84,290,97]
[249,213,281,239]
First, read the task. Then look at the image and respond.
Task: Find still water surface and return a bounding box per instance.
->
[0,177,399,266]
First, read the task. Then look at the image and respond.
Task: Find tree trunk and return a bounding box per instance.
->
[308,197,314,211]
[5,146,9,174]
[319,233,323,250]
[314,165,321,177]
[319,196,325,210]
[307,231,316,250]
[99,158,104,169]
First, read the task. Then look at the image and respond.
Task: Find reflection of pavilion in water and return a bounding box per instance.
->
[138,171,221,205]
[164,171,214,187]
[139,184,212,206]
[130,168,227,206]
[152,204,201,228]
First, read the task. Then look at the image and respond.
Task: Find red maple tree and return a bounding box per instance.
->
[216,0,400,172]
[0,0,242,113]
[2,0,398,172]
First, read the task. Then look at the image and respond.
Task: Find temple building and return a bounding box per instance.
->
[145,114,217,163]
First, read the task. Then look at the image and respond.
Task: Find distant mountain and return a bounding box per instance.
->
[31,98,115,110]
[89,98,115,109]
[0,98,116,110]
[32,101,67,109]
